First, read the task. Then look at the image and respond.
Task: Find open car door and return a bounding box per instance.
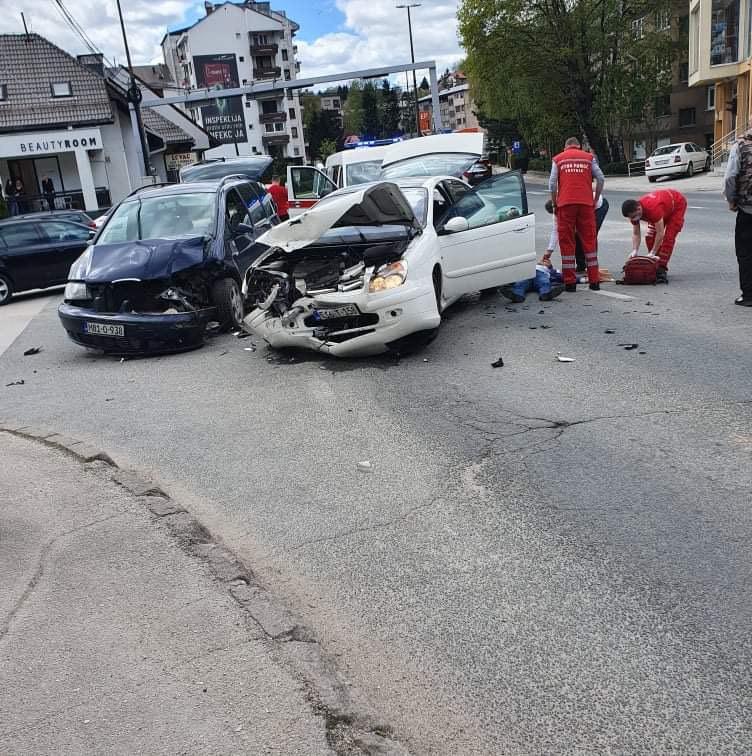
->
[437,172,536,298]
[286,165,338,218]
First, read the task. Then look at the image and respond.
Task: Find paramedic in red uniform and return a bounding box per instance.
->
[621,189,687,284]
[267,175,289,221]
[546,137,605,291]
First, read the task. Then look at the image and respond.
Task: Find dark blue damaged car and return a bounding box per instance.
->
[58,177,276,355]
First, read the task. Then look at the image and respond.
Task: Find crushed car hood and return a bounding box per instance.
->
[257,182,419,252]
[82,237,207,283]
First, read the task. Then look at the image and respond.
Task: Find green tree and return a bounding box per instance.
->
[361,81,380,137]
[319,138,337,161]
[343,81,364,135]
[381,80,401,136]
[458,0,675,163]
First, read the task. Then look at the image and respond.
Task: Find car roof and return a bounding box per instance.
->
[122,180,245,201]
[0,210,86,223]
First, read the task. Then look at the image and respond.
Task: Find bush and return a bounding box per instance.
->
[527,157,552,172]
[602,161,629,176]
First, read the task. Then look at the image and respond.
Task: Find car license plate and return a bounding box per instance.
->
[314,304,359,320]
[84,322,125,337]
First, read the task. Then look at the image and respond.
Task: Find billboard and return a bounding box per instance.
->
[193,54,247,145]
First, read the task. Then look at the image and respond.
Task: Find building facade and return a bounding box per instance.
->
[417,75,481,133]
[0,34,210,212]
[162,1,306,160]
[688,0,752,152]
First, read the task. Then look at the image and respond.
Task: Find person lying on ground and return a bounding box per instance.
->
[499,258,565,303]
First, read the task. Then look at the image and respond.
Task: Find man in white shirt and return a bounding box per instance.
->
[543,195,609,273]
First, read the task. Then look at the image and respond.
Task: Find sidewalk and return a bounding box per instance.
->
[0,431,332,755]
[495,165,725,193]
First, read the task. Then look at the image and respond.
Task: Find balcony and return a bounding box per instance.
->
[259,111,287,124]
[254,66,282,80]
[262,133,290,145]
[250,41,279,56]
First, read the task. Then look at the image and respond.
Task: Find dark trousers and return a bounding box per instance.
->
[575,198,609,271]
[736,209,752,299]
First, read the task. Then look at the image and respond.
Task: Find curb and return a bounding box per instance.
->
[0,420,410,756]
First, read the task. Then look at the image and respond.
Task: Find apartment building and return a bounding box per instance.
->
[417,72,480,132]
[689,0,752,150]
[161,1,306,160]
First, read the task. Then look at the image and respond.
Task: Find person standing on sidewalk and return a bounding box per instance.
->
[621,189,687,284]
[546,137,605,292]
[723,129,752,306]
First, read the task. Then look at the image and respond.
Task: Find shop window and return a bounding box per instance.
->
[679,107,697,127]
[710,0,740,65]
[707,85,716,110]
[50,81,72,97]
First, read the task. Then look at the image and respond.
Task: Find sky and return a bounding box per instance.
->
[0,0,464,83]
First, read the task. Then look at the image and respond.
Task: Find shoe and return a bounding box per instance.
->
[735,296,752,306]
[575,267,587,274]
[499,286,525,303]
[656,267,668,284]
[565,283,577,293]
[588,282,600,291]
[539,285,564,302]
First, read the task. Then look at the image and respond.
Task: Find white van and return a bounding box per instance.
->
[286,145,388,217]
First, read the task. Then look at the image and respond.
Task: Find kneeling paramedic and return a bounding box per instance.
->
[621,189,687,284]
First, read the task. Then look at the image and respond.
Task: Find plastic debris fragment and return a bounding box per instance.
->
[357,461,373,472]
[491,357,504,368]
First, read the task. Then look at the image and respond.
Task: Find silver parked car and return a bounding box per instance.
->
[645,142,710,182]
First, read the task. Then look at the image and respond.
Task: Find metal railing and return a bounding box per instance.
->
[711,119,750,167]
[3,188,111,214]
[627,160,646,176]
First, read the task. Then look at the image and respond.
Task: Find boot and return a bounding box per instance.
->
[589,282,600,291]
[565,283,577,293]
[499,285,525,303]
[540,284,564,301]
[656,267,668,284]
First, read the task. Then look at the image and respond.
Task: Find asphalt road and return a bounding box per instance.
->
[2,180,751,753]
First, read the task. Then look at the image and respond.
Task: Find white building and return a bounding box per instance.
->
[0,34,211,213]
[161,1,306,160]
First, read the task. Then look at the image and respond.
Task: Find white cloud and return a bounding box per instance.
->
[296,0,464,81]
[0,0,195,65]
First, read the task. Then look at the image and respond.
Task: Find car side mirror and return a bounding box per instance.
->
[441,216,470,234]
[88,230,96,239]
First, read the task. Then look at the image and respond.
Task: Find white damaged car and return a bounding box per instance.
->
[241,166,536,357]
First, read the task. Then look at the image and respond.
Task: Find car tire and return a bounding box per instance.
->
[687,162,694,177]
[705,157,711,172]
[0,273,13,306]
[211,278,243,331]
[648,176,657,183]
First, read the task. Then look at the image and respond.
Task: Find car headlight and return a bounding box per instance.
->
[68,246,93,281]
[369,260,407,293]
[64,282,89,300]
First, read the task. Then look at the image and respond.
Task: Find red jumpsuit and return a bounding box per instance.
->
[552,147,600,285]
[637,189,687,269]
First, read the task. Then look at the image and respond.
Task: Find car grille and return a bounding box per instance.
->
[88,281,169,314]
[302,312,379,329]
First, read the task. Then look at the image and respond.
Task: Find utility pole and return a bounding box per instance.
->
[116,0,151,178]
[396,2,422,135]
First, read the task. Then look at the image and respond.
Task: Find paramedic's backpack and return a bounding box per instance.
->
[621,255,658,285]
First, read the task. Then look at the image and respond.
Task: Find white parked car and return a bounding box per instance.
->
[644,142,710,182]
[241,151,535,357]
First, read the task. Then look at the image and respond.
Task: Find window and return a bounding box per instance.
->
[225,189,249,232]
[0,223,41,247]
[289,107,295,119]
[333,99,340,109]
[283,69,291,81]
[710,0,740,65]
[274,122,283,131]
[242,79,247,85]
[444,173,526,229]
[679,62,689,82]
[655,94,671,117]
[657,8,671,31]
[679,107,697,127]
[632,16,645,39]
[291,126,298,138]
[707,85,716,110]
[239,56,245,62]
[50,81,72,97]
[0,84,7,101]
[236,183,266,225]
[293,147,300,156]
[40,220,90,242]
[282,49,288,61]
[265,123,274,133]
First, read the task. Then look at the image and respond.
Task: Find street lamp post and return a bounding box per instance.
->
[396,2,422,135]
[115,0,151,178]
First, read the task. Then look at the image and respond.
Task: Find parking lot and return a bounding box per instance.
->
[3,184,752,752]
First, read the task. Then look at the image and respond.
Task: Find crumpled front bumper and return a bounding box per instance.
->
[242,281,440,357]
[58,303,214,355]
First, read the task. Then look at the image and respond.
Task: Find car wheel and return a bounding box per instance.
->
[0,273,13,306]
[648,176,657,183]
[687,161,694,177]
[211,278,243,331]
